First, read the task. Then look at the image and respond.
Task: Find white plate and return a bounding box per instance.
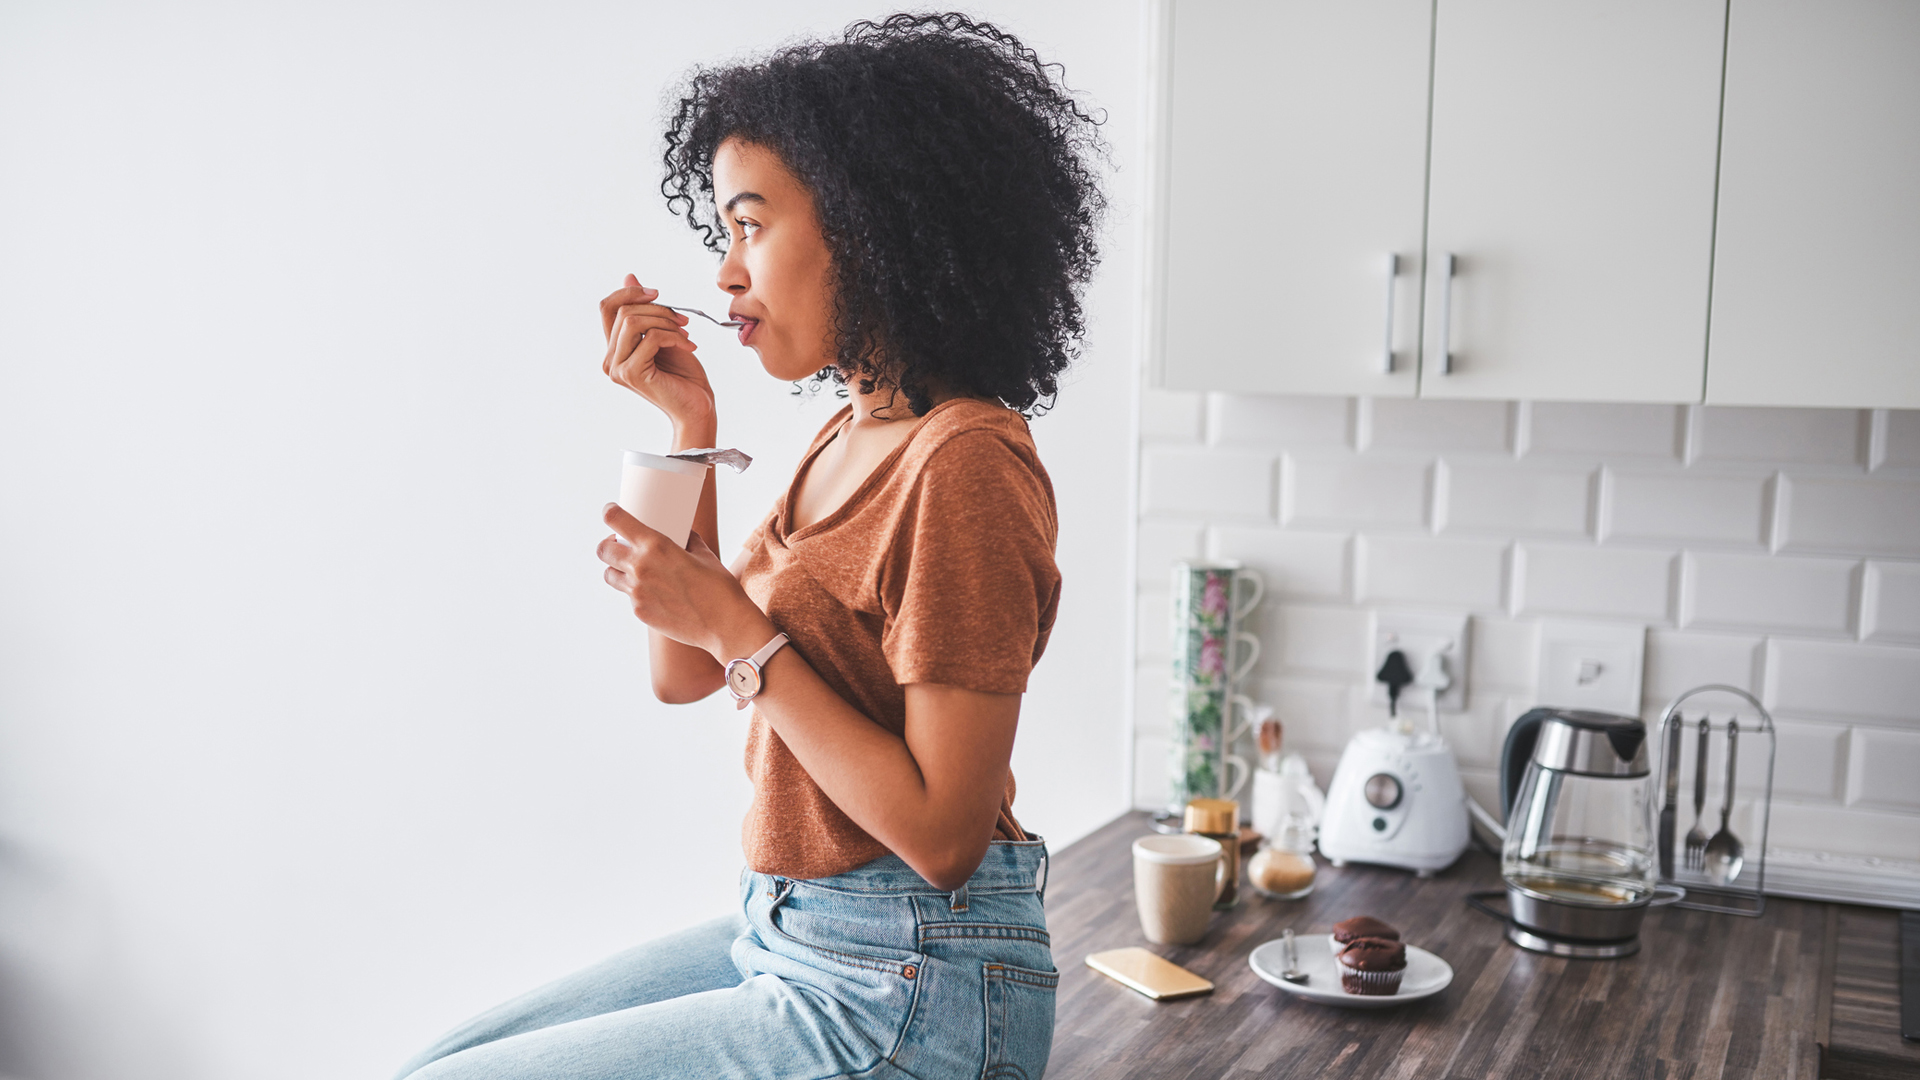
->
[1248,935,1453,1008]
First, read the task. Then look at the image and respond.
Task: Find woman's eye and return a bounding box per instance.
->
[736,219,760,239]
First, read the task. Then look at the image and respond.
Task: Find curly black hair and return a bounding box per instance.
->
[660,11,1107,418]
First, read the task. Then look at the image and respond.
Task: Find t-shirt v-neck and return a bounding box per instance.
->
[733,397,1063,880]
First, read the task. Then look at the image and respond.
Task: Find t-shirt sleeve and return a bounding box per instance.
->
[880,430,1061,694]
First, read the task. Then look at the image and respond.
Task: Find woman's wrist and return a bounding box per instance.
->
[708,605,780,666]
[670,410,717,452]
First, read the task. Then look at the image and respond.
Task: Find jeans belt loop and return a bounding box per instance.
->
[1036,847,1050,905]
[948,881,970,913]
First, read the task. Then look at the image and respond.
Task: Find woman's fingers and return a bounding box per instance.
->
[600,279,659,337]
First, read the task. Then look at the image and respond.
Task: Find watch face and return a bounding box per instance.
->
[727,660,761,700]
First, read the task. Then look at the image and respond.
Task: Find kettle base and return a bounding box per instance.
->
[1505,922,1640,959]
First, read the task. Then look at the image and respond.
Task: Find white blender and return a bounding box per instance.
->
[1318,643,1471,876]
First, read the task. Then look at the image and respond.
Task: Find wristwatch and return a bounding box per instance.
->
[725,632,791,710]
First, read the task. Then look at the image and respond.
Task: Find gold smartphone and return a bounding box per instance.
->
[1085,947,1214,1001]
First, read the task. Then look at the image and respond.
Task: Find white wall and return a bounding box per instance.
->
[1132,393,1920,905]
[0,3,1142,1077]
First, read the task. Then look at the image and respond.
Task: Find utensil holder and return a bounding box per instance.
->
[1656,684,1776,917]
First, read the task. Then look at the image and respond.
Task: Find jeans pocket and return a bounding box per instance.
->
[982,962,1058,1080]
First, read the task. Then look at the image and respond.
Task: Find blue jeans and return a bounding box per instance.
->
[394,840,1056,1079]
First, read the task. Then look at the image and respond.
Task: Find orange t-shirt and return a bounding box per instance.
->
[734,398,1062,880]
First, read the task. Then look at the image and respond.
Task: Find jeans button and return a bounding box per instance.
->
[902,964,917,980]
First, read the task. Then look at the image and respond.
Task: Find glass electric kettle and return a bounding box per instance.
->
[1493,708,1681,958]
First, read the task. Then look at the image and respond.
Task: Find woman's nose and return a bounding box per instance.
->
[716,243,748,293]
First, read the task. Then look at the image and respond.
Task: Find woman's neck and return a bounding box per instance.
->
[844,377,976,432]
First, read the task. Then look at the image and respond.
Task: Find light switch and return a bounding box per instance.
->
[1537,620,1645,715]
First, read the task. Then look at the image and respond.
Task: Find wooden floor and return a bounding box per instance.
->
[1044,812,1831,1080]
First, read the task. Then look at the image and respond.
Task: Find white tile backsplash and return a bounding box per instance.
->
[1139,387,1205,442]
[1207,527,1349,602]
[1849,726,1920,811]
[1518,544,1676,622]
[1528,402,1683,459]
[1693,406,1864,466]
[1366,398,1512,454]
[1210,393,1351,447]
[1282,454,1431,529]
[1447,464,1593,537]
[1271,604,1371,677]
[1643,630,1764,703]
[1141,447,1274,519]
[1684,551,1859,636]
[1607,471,1771,548]
[1131,395,1920,876]
[1768,639,1920,726]
[1136,520,1204,583]
[1883,410,1920,469]
[1359,535,1510,610]
[1864,561,1920,645]
[1778,476,1920,558]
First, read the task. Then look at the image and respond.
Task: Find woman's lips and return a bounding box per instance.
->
[736,319,759,345]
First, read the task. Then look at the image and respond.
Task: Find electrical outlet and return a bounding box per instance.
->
[1536,620,1645,715]
[1368,610,1470,714]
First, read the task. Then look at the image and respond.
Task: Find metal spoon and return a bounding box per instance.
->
[1704,718,1745,885]
[662,304,744,329]
[1280,928,1309,985]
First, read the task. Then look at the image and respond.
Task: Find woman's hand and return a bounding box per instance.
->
[596,503,770,660]
[599,274,715,435]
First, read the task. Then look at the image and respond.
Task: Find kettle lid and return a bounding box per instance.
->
[1531,709,1648,778]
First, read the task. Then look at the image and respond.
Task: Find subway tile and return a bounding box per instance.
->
[1210,393,1352,447]
[1767,639,1920,726]
[1684,716,1847,801]
[1359,535,1509,610]
[1642,630,1763,704]
[1137,521,1204,584]
[1367,398,1512,454]
[1884,410,1920,469]
[1850,726,1920,811]
[1864,561,1920,645]
[1446,463,1593,537]
[1136,587,1171,663]
[1608,471,1770,548]
[1272,604,1370,677]
[1283,454,1431,529]
[1780,476,1920,558]
[1140,387,1205,442]
[1207,527,1349,602]
[1694,406,1864,466]
[1527,402,1683,459]
[1518,544,1676,623]
[1469,616,1541,691]
[1251,675,1354,755]
[1141,447,1275,520]
[1761,802,1920,862]
[1685,552,1859,636]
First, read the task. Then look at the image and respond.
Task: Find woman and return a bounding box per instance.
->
[394,12,1104,1079]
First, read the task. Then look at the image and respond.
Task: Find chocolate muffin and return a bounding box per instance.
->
[1336,936,1407,996]
[1330,915,1401,945]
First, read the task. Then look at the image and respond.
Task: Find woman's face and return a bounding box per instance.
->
[712,138,837,383]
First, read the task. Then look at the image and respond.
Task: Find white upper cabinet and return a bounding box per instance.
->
[1706,0,1920,409]
[1156,0,1434,396]
[1419,0,1727,402]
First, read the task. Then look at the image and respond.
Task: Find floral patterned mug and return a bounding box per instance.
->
[1166,560,1265,814]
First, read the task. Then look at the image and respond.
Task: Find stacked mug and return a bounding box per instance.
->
[1166,560,1264,817]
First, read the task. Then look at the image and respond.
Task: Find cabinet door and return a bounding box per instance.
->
[1419,0,1726,402]
[1706,0,1920,409]
[1157,0,1432,396]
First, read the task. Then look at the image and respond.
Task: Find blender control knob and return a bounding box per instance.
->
[1363,773,1403,809]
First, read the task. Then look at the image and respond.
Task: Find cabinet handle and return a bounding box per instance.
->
[1438,253,1457,375]
[1381,253,1399,374]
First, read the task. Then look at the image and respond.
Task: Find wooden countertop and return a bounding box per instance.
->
[1043,812,1831,1080]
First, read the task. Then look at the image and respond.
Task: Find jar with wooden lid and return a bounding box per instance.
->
[1183,798,1240,909]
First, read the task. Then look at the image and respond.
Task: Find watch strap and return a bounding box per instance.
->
[749,632,791,669]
